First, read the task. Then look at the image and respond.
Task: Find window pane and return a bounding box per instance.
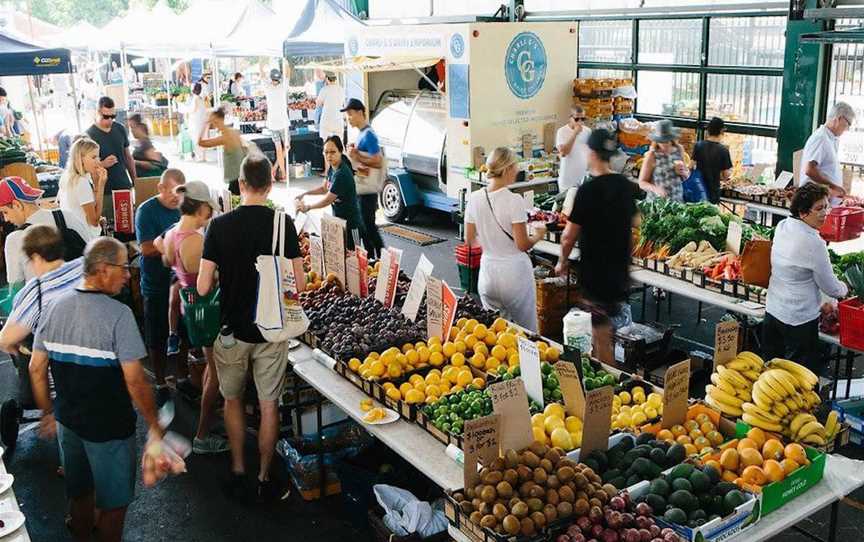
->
[827,18,864,165]
[706,74,782,126]
[709,16,786,67]
[578,68,633,79]
[636,72,699,118]
[638,19,702,65]
[579,20,632,62]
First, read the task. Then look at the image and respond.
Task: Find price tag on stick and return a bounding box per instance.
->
[518,337,543,407]
[661,359,691,429]
[462,414,500,488]
[401,254,433,321]
[321,215,346,288]
[374,248,402,307]
[441,281,457,341]
[580,386,614,459]
[554,361,585,417]
[426,276,444,341]
[309,235,324,278]
[725,221,743,256]
[713,321,739,370]
[488,379,534,453]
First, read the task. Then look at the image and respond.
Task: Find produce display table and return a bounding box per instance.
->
[0,451,30,541]
[721,196,791,222]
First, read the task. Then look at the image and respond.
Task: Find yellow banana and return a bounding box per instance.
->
[742,412,784,432]
[710,372,737,396]
[742,402,781,422]
[736,388,752,401]
[717,365,749,389]
[755,377,783,402]
[752,381,775,410]
[759,372,789,400]
[772,401,790,417]
[824,411,839,439]
[742,370,762,382]
[738,351,764,367]
[726,360,755,372]
[790,413,817,436]
[805,390,822,407]
[770,359,818,390]
[796,420,826,440]
[801,433,826,446]
[785,398,800,413]
[792,394,806,410]
[765,369,799,396]
[707,385,744,407]
[704,394,744,417]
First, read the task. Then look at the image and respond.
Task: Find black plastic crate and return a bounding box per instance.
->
[613,321,674,372]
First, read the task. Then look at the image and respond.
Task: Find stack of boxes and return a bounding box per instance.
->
[573,78,635,122]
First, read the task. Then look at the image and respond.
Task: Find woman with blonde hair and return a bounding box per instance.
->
[57,136,107,237]
[465,147,546,331]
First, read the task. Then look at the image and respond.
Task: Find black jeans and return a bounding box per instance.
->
[358,193,384,260]
[762,313,826,375]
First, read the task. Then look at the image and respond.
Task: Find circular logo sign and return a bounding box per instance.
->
[347,36,359,57]
[450,33,465,59]
[504,32,547,100]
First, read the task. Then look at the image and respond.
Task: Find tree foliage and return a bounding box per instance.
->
[1,0,191,28]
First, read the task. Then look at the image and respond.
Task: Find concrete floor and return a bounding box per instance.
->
[6,144,864,540]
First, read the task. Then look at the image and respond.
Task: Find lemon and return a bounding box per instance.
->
[438,380,451,393]
[546,347,560,362]
[370,360,385,377]
[645,406,659,419]
[464,335,478,349]
[499,333,516,349]
[612,396,622,408]
[404,389,425,404]
[491,345,508,361]
[544,403,566,420]
[449,327,459,341]
[348,358,361,372]
[471,377,485,390]
[620,405,631,413]
[414,341,426,350]
[532,426,548,445]
[617,412,633,427]
[442,366,456,383]
[380,352,396,366]
[405,350,419,366]
[429,343,443,354]
[456,370,473,388]
[450,384,464,394]
[417,347,431,363]
[484,357,500,372]
[470,352,486,369]
[425,372,441,385]
[442,342,457,358]
[456,317,468,329]
[429,352,445,367]
[618,391,632,405]
[367,352,380,360]
[631,386,645,397]
[508,353,520,367]
[386,387,402,401]
[454,340,467,354]
[413,381,427,393]
[473,343,489,357]
[409,374,424,385]
[426,385,441,397]
[360,369,373,380]
[428,336,442,346]
[425,394,438,404]
[399,382,413,396]
[493,318,507,332]
[402,343,414,353]
[565,416,583,432]
[450,352,466,367]
[464,319,478,333]
[632,411,648,426]
[536,341,548,352]
[531,413,545,428]
[647,393,663,408]
[382,382,396,390]
[387,363,402,379]
[544,416,565,434]
[570,431,582,449]
[550,427,574,450]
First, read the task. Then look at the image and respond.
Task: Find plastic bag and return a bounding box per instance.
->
[180,287,220,347]
[373,484,448,538]
[683,169,709,203]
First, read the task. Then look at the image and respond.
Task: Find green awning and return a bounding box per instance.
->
[800,26,864,44]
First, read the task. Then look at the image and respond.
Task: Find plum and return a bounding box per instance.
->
[589,506,604,524]
[635,502,653,517]
[557,535,571,542]
[610,496,627,511]
[601,528,619,542]
[620,513,635,527]
[638,528,653,542]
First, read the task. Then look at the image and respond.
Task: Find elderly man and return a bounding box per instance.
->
[799,101,856,203]
[556,105,591,192]
[134,169,185,398]
[30,237,161,542]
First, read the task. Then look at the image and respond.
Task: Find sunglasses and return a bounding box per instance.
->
[572,116,586,122]
[104,262,131,271]
[101,113,117,120]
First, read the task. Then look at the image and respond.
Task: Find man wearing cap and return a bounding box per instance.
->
[556,105,591,192]
[556,129,645,363]
[264,69,289,181]
[86,96,137,224]
[0,176,93,288]
[343,98,386,259]
[799,101,856,204]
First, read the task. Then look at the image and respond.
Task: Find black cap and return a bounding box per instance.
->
[587,128,618,154]
[340,98,366,113]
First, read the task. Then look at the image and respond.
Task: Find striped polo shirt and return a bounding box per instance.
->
[8,258,83,334]
[33,288,147,442]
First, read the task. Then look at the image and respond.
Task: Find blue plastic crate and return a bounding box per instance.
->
[832,397,864,433]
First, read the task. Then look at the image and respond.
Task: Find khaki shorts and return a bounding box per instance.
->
[214,338,288,401]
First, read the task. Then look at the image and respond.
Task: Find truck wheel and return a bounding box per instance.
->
[381,177,408,223]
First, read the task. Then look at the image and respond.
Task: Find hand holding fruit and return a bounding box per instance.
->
[141,432,186,488]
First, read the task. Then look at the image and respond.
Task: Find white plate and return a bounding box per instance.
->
[362,408,400,425]
[0,475,14,496]
[0,511,25,538]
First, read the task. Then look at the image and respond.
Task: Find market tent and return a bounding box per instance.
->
[0,30,73,77]
[211,0,285,57]
[297,56,441,73]
[53,21,100,50]
[283,0,366,57]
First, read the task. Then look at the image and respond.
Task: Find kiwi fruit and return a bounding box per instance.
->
[531,511,547,529]
[544,449,560,465]
[459,501,474,514]
[509,497,521,509]
[522,451,540,468]
[480,515,498,529]
[504,449,519,469]
[479,502,494,516]
[593,490,609,504]
[589,497,602,509]
[519,481,534,497]
[575,490,589,502]
[602,483,617,499]
[557,501,574,518]
[546,474,560,490]
[490,457,506,472]
[465,486,476,499]
[529,441,547,457]
[573,498,590,516]
[533,467,548,485]
[479,467,489,479]
[573,472,589,489]
[526,497,543,513]
[546,488,560,506]
[558,485,575,503]
[539,458,554,474]
[511,501,529,519]
[520,517,536,536]
[528,485,546,499]
[559,458,578,470]
[503,469,519,487]
[502,515,520,535]
[470,511,483,524]
[471,498,482,510]
[543,503,558,523]
[480,486,497,504]
[482,471,503,486]
[496,481,513,499]
[557,466,575,483]
[517,465,533,483]
[493,503,508,520]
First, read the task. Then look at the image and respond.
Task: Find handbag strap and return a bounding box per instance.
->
[483,188,515,241]
[271,211,286,258]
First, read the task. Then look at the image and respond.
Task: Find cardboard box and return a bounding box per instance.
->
[629,479,761,542]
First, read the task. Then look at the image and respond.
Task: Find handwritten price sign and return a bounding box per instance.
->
[580,386,613,458]
[713,321,739,369]
[489,379,533,452]
[463,414,500,487]
[662,359,691,428]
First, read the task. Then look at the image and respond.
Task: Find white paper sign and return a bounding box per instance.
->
[309,235,324,278]
[517,337,543,407]
[726,220,743,256]
[771,170,794,189]
[374,248,403,308]
[401,254,434,321]
[427,276,443,341]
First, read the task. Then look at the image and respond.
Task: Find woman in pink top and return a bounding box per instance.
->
[157,181,227,455]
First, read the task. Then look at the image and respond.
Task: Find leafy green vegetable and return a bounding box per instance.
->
[845,264,864,299]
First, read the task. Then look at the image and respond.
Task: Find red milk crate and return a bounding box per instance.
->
[820,206,864,242]
[839,297,864,351]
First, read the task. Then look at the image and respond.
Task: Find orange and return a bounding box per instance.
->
[746,427,767,449]
[684,443,698,456]
[739,448,764,468]
[694,413,712,425]
[784,443,808,465]
[676,435,693,446]
[694,437,712,451]
[719,439,739,451]
[720,448,740,472]
[671,425,687,437]
[780,458,800,476]
[737,438,759,452]
[763,459,785,483]
[657,429,674,442]
[762,439,784,461]
[741,465,767,486]
[721,469,739,483]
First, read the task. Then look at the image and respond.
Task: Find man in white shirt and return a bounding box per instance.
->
[316,74,345,141]
[264,69,289,181]
[799,101,855,203]
[0,176,93,287]
[556,106,591,192]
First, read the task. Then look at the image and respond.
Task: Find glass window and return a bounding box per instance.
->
[638,19,702,65]
[718,133,778,177]
[578,68,634,79]
[706,74,782,126]
[709,17,786,67]
[527,0,639,9]
[636,71,699,118]
[579,20,632,63]
[827,19,864,165]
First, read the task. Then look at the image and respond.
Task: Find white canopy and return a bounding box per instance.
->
[210,1,285,57]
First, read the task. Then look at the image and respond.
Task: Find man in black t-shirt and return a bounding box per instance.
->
[86,96,137,223]
[556,129,644,363]
[198,152,305,502]
[693,117,733,204]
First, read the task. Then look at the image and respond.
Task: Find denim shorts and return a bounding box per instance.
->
[57,423,137,509]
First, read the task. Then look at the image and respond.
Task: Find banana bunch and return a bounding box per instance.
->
[704,352,764,417]
[741,358,830,444]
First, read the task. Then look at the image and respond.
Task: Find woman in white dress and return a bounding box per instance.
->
[187,83,209,162]
[57,137,107,237]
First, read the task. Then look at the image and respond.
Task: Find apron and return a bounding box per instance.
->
[478,253,538,333]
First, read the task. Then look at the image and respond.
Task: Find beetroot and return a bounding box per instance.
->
[649,525,661,538]
[638,528,652,542]
[589,506,604,524]
[571,535,586,542]
[660,528,677,539]
[662,532,679,542]
[635,502,653,517]
[635,516,653,530]
[609,496,627,511]
[568,525,584,538]
[623,528,641,542]
[591,524,605,538]
[601,528,619,542]
[607,511,623,530]
[577,516,593,532]
[621,512,635,527]
[557,535,572,542]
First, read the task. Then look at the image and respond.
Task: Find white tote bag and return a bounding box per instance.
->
[254,211,309,342]
[354,148,386,195]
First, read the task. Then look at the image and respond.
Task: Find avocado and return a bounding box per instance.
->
[669,463,695,481]
[602,468,622,483]
[688,509,707,522]
[626,473,642,487]
[649,447,667,466]
[708,495,725,517]
[587,450,608,471]
[666,444,687,466]
[669,490,698,512]
[715,482,737,497]
[702,465,721,484]
[689,470,711,493]
[722,490,747,516]
[645,461,663,480]
[583,458,600,474]
[636,432,655,446]
[633,445,652,456]
[610,476,627,490]
[648,478,671,497]
[645,493,667,513]
[698,493,714,510]
[663,507,688,526]
[632,457,653,477]
[617,437,635,453]
[671,478,693,493]
[608,450,625,470]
